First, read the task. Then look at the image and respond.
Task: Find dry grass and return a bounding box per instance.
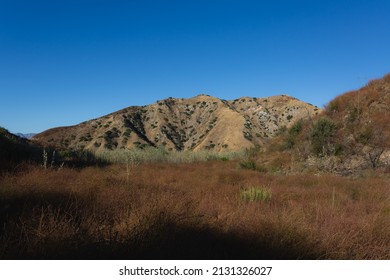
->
[0,161,389,259]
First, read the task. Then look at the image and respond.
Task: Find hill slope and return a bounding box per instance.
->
[0,127,40,170]
[323,73,390,168]
[33,94,320,152]
[270,73,390,173]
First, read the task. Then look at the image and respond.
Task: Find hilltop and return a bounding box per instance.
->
[33,94,320,152]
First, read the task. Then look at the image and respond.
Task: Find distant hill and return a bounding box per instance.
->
[33,94,320,152]
[16,133,37,139]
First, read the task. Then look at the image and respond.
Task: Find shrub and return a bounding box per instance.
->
[284,120,303,149]
[205,143,216,150]
[123,129,132,137]
[239,160,257,170]
[243,132,253,141]
[310,117,337,156]
[240,186,272,202]
[218,156,229,162]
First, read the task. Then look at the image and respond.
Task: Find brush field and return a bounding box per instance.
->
[1,159,389,259]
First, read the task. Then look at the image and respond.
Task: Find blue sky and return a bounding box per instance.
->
[1,0,390,133]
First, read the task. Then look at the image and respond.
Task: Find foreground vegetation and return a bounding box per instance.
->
[1,160,389,259]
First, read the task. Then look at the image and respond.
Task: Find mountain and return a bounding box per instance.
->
[32,94,320,152]
[16,133,37,139]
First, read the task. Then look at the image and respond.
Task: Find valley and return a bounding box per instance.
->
[1,74,390,259]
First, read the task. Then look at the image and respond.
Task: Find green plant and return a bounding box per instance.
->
[218,156,229,162]
[240,186,272,202]
[123,129,132,137]
[347,106,362,124]
[239,160,257,170]
[310,117,337,156]
[243,132,253,141]
[284,120,303,149]
[205,143,216,150]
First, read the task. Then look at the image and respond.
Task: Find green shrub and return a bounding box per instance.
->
[310,117,336,156]
[243,132,253,141]
[240,186,272,202]
[123,129,132,137]
[284,120,303,149]
[239,160,257,170]
[218,156,229,162]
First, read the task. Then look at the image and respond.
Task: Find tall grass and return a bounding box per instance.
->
[1,161,389,259]
[95,147,244,164]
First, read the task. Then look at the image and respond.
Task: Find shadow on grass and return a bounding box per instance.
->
[0,179,324,260]
[1,216,323,260]
[81,222,322,260]
[55,149,111,169]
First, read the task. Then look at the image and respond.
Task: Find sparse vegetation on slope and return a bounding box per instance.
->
[262,73,390,175]
[32,94,319,153]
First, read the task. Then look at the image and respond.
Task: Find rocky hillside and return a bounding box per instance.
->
[33,94,320,152]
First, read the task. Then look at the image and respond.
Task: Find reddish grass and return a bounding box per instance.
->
[0,161,389,259]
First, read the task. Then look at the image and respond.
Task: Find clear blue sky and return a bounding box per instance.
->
[1,0,390,133]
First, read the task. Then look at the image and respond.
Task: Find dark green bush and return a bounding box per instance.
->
[310,118,337,156]
[284,120,303,149]
[239,160,257,170]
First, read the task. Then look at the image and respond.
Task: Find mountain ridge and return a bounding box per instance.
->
[32,94,320,152]
[16,133,37,139]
